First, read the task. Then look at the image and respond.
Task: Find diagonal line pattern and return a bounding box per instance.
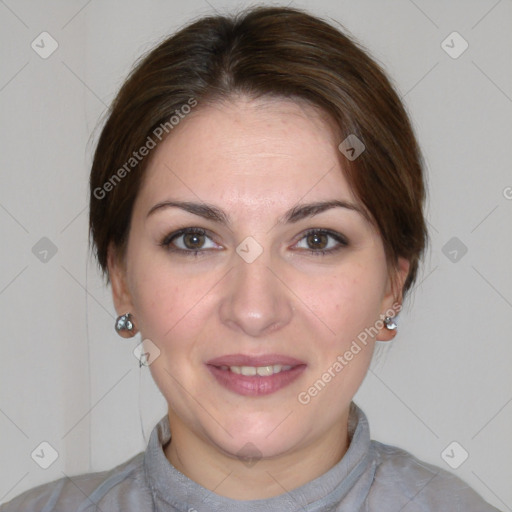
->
[0,0,29,28]
[61,0,93,29]
[0,266,28,296]
[470,205,499,233]
[265,471,308,511]
[402,62,439,99]
[0,472,29,503]
[369,369,440,438]
[201,470,233,501]
[265,410,293,439]
[407,0,439,29]
[164,267,234,337]
[60,205,88,233]
[191,470,234,510]
[209,470,233,491]
[60,265,115,319]
[265,266,336,335]
[0,407,29,438]
[471,395,512,439]
[162,162,204,203]
[61,369,132,439]
[163,367,233,438]
[202,0,220,14]
[0,3,506,507]
[471,265,512,309]
[472,61,512,104]
[61,61,108,107]
[471,471,511,511]
[0,202,30,233]
[266,165,336,235]
[0,61,29,93]
[397,471,440,511]
[471,0,502,30]
[59,471,107,512]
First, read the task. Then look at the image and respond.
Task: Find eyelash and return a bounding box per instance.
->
[159,227,348,257]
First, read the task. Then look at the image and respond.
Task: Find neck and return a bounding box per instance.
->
[163,409,350,500]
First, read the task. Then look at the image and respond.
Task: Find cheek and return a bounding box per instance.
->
[132,277,192,340]
[299,264,386,345]
[303,269,383,400]
[130,267,209,395]
[128,254,217,344]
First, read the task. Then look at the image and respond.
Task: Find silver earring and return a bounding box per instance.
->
[115,313,137,338]
[384,316,397,330]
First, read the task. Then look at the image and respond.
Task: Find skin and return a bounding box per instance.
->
[108,96,409,500]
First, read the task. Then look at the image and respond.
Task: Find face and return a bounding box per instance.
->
[109,96,407,462]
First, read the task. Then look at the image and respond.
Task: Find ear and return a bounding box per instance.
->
[377,257,410,342]
[107,242,135,318]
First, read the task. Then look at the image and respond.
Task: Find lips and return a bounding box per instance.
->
[206,353,306,396]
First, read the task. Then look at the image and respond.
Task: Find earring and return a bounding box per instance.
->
[115,313,137,338]
[384,316,398,330]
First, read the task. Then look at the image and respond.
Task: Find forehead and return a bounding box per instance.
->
[136,97,358,213]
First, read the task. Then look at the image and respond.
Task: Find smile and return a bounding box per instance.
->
[219,364,293,376]
[206,354,306,396]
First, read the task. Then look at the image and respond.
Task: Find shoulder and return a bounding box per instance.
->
[368,440,501,511]
[0,452,153,512]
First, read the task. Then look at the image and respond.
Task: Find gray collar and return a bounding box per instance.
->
[144,402,374,511]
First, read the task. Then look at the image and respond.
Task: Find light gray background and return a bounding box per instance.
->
[1,0,511,509]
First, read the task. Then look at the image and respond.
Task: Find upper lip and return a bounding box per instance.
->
[206,353,306,367]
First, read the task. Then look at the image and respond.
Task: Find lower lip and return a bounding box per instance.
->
[207,365,306,396]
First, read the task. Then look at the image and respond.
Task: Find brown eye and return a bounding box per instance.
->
[306,232,328,250]
[294,229,348,255]
[160,227,220,256]
[183,232,205,249]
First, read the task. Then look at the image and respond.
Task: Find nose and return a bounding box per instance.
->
[218,248,294,338]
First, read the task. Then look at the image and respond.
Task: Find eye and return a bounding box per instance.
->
[294,229,348,255]
[160,227,347,257]
[160,227,220,255]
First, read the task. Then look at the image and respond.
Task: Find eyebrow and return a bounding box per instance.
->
[146,199,368,225]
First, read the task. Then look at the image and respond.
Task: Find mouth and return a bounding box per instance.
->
[206,354,306,396]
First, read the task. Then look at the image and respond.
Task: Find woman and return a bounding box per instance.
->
[1,5,500,511]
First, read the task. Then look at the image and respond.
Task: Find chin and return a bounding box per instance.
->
[202,410,307,460]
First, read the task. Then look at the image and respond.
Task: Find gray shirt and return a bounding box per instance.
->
[0,403,500,511]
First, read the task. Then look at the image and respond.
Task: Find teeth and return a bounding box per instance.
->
[242,366,257,376]
[228,365,292,376]
[257,365,273,377]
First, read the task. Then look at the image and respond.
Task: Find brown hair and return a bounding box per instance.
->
[89,5,427,297]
